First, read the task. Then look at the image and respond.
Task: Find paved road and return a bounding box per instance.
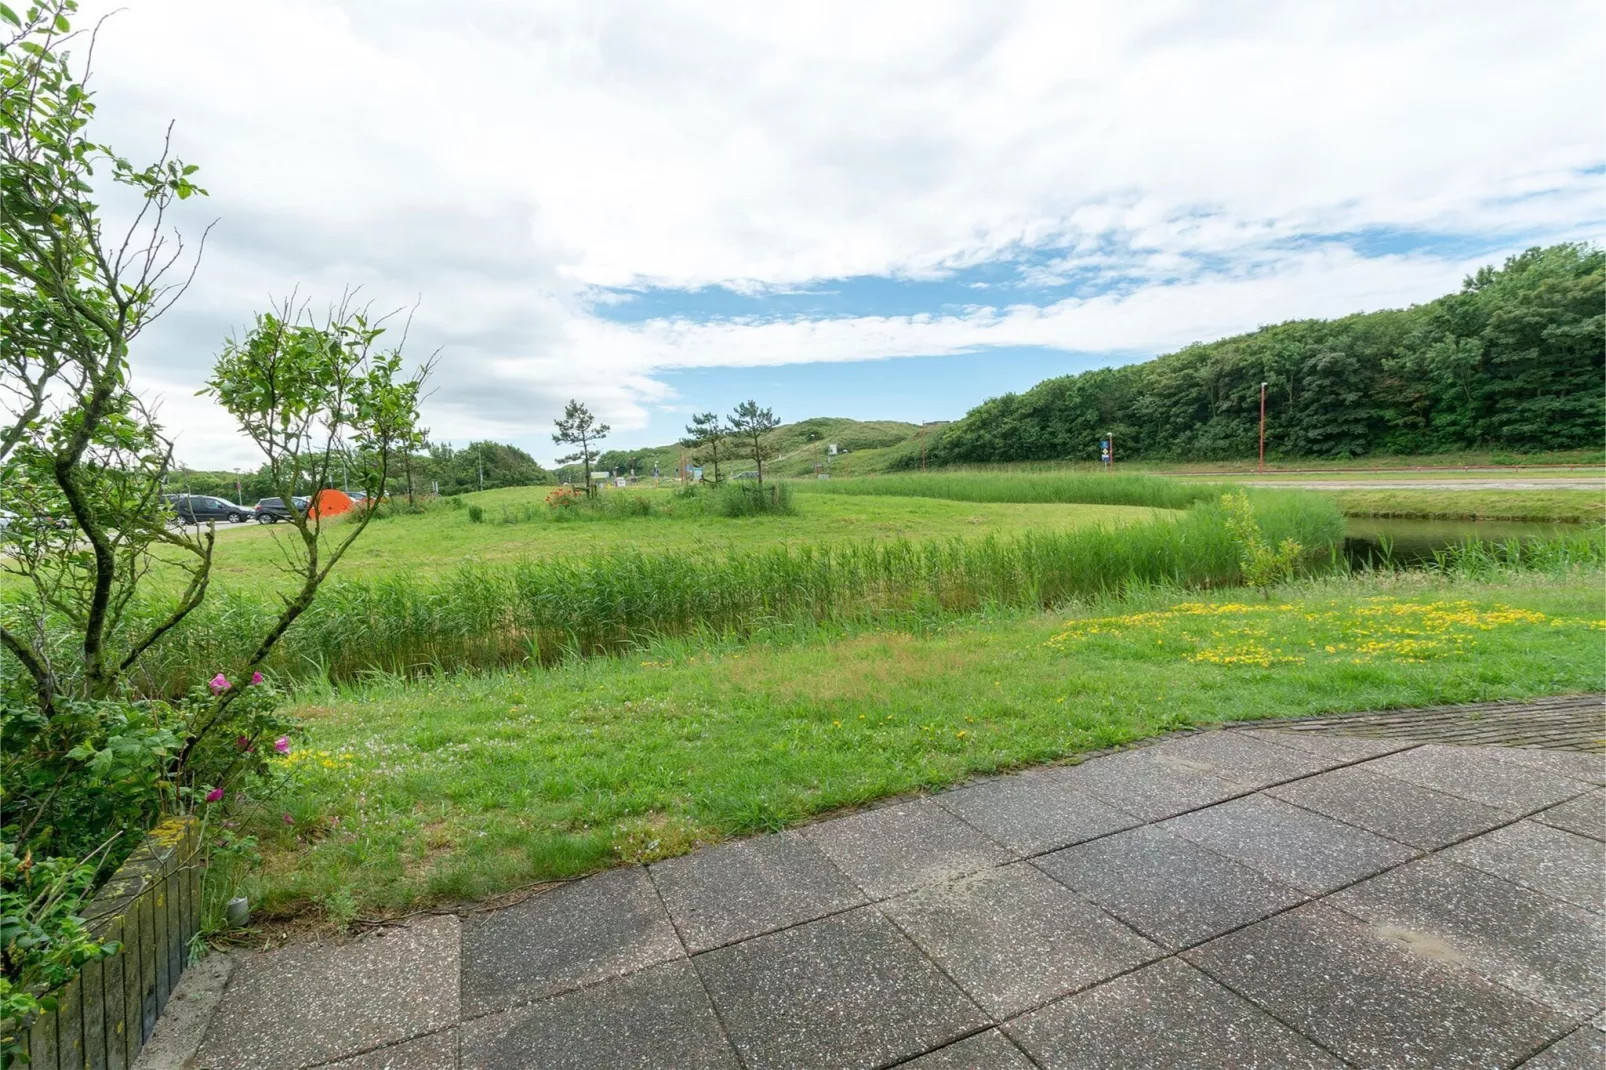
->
[154,697,1605,1069]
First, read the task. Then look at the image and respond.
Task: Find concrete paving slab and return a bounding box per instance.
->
[882,862,1162,1018]
[1485,747,1606,785]
[1163,793,1417,894]
[1056,749,1249,822]
[935,772,1140,856]
[1035,825,1307,950]
[1006,958,1346,1070]
[1363,744,1591,812]
[320,1030,458,1069]
[459,867,682,1017]
[1143,731,1339,787]
[156,698,1606,1070]
[695,906,987,1070]
[1266,763,1514,849]
[1444,820,1605,913]
[1519,1026,1606,1069]
[1185,902,1570,1069]
[649,829,865,952]
[1535,789,1605,842]
[1328,855,1606,1019]
[804,798,1010,900]
[132,952,233,1070]
[892,1030,1036,1069]
[458,960,737,1070]
[193,915,459,1070]
[1240,728,1418,763]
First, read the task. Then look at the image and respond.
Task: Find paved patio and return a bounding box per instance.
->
[162,698,1604,1069]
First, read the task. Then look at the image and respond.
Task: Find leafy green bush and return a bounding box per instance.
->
[2,0,428,1024]
[1220,491,1303,596]
[467,505,485,523]
[0,845,119,1033]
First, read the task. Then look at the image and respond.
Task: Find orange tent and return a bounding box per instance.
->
[306,489,355,519]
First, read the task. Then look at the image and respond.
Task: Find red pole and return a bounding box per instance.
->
[1258,382,1267,473]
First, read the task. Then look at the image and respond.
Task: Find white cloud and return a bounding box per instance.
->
[67,0,1603,466]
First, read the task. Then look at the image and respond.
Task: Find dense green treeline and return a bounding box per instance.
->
[175,440,554,502]
[920,244,1604,466]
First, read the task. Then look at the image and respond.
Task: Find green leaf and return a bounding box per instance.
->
[0,4,20,27]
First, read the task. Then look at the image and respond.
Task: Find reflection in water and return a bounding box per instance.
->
[1342,517,1582,566]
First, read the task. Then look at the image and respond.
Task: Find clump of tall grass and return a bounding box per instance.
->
[121,493,1344,691]
[712,481,795,517]
[798,470,1231,510]
[1421,526,1606,579]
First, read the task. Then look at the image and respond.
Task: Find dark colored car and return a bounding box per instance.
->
[253,496,309,523]
[165,494,250,524]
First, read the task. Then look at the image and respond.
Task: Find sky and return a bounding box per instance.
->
[73,0,1605,468]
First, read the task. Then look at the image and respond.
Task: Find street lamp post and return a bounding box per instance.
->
[1258,382,1268,473]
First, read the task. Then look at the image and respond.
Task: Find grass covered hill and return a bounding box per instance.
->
[916,243,1605,467]
[589,416,946,480]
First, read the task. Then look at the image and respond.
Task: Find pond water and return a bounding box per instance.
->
[1342,516,1585,566]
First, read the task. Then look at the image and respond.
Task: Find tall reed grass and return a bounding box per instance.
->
[1420,526,1606,578]
[120,495,1345,692]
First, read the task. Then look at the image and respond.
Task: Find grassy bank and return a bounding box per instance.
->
[241,568,1605,922]
[133,494,1341,692]
[193,487,1162,586]
[1327,488,1605,523]
[798,471,1231,509]
[863,449,1604,478]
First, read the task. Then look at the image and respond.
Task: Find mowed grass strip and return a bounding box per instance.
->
[1326,488,1606,523]
[247,574,1605,923]
[796,470,1230,508]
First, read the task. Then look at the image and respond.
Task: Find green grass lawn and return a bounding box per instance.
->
[196,487,1162,588]
[241,571,1605,925]
[1324,488,1606,523]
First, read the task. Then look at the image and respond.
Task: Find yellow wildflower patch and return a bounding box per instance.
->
[1045,597,1604,669]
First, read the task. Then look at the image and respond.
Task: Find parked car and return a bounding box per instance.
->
[165,494,250,524]
[252,496,309,523]
[0,508,70,534]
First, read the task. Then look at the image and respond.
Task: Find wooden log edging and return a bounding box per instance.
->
[4,816,201,1069]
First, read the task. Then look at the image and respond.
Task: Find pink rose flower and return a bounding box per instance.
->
[282,812,295,825]
[251,671,264,685]
[209,673,230,694]
[204,787,225,803]
[236,736,253,751]
[274,736,291,754]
